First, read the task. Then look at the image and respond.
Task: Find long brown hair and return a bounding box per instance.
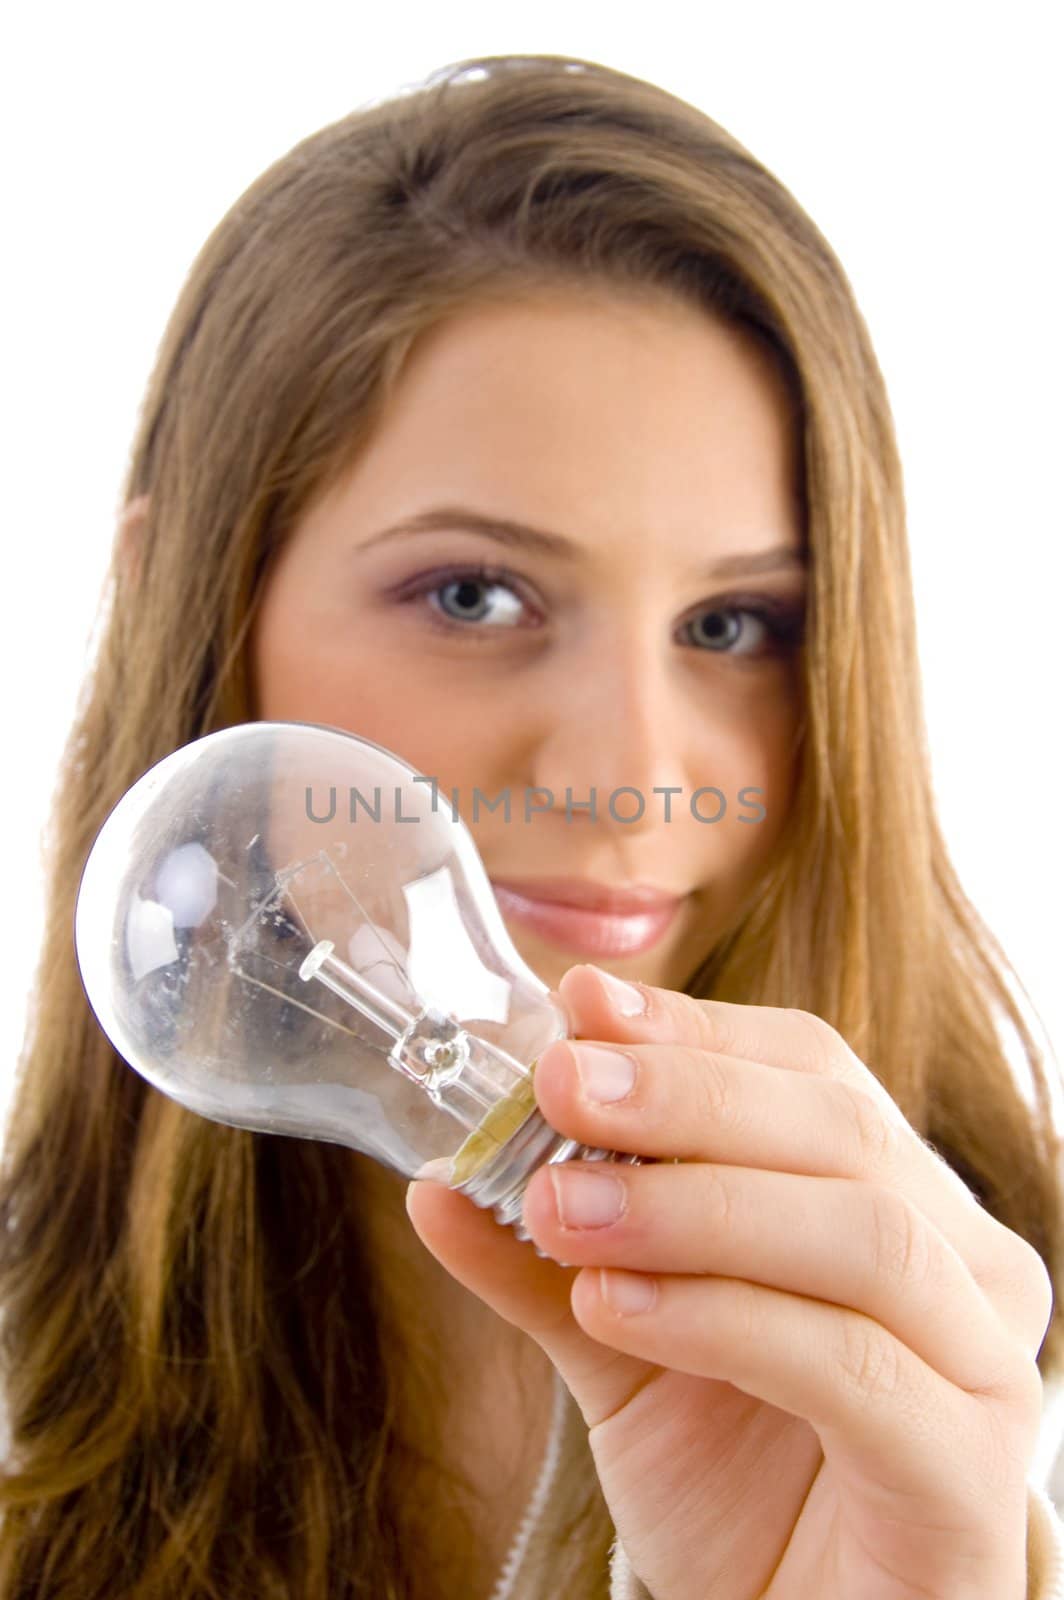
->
[1,52,1060,1598]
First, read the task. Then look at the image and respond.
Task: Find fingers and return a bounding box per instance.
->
[564,1261,1028,1517]
[522,1158,1025,1398]
[534,1037,902,1174]
[552,965,1047,1353]
[557,964,909,1126]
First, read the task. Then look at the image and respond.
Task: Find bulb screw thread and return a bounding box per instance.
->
[452,1106,643,1261]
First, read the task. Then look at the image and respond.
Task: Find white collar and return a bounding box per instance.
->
[487,1365,570,1600]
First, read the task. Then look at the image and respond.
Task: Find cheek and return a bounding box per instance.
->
[248,598,361,727]
[734,672,803,791]
[741,728,802,865]
[707,697,801,865]
[248,588,508,792]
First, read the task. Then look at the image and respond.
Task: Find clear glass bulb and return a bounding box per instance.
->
[73,720,640,1252]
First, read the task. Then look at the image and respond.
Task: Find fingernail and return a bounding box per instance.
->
[572,1043,636,1103]
[550,1166,626,1228]
[600,1269,657,1315]
[591,967,647,1016]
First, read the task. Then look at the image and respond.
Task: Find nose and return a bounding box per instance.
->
[528,644,692,838]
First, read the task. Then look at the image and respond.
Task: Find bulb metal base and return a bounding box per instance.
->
[450,1105,642,1262]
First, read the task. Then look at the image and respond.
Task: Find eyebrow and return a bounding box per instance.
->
[359,505,807,580]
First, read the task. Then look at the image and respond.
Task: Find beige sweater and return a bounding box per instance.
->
[489,1367,1064,1600]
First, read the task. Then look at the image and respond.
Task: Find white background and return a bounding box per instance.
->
[2,1,1061,1140]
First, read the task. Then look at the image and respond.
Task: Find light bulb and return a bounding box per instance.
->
[73,720,641,1255]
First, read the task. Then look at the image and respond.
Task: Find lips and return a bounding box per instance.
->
[489,877,682,914]
[489,877,685,958]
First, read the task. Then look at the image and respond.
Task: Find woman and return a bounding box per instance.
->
[1,51,1062,1599]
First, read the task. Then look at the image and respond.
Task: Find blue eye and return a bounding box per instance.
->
[396,563,538,639]
[687,608,753,651]
[432,571,526,627]
[680,603,800,656]
[395,563,805,658]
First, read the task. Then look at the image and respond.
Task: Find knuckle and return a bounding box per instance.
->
[783,1007,839,1072]
[837,1080,898,1175]
[918,1135,986,1213]
[697,1161,737,1234]
[867,1186,939,1297]
[693,998,741,1058]
[1016,1238,1054,1313]
[1009,1350,1048,1424]
[838,1313,901,1407]
[976,1342,1046,1426]
[692,1051,742,1138]
[1007,1236,1055,1340]
[974,1217,1055,1346]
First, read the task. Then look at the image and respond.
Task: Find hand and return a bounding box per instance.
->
[405,965,1052,1598]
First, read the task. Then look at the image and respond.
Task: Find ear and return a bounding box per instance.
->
[117,494,150,584]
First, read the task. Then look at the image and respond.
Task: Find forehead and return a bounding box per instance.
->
[394,286,797,439]
[315,288,804,572]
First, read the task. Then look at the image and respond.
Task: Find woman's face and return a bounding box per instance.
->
[249,286,807,997]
